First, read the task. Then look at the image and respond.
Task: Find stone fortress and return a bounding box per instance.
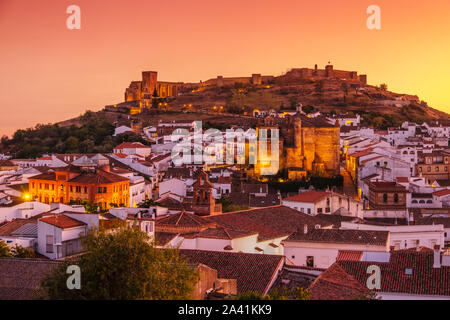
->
[254,113,340,178]
[123,64,367,103]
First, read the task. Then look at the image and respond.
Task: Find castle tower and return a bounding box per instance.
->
[217,76,224,87]
[325,65,334,78]
[142,71,158,97]
[251,74,262,85]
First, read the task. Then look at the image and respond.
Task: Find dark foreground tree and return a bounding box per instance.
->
[40,227,199,299]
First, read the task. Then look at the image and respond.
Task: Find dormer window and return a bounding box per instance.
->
[405,268,413,275]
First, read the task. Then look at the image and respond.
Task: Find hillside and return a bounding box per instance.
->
[2,70,450,158]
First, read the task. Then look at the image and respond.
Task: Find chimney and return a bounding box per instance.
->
[433,245,441,268]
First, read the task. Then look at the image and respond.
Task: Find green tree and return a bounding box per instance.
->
[40,226,198,300]
[11,244,35,258]
[0,240,11,257]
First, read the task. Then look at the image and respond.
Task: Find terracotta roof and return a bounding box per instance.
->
[416,217,450,228]
[284,229,388,246]
[114,142,150,149]
[284,191,330,203]
[205,205,329,241]
[369,181,407,193]
[396,177,409,183]
[154,232,179,246]
[348,148,374,158]
[0,258,61,300]
[0,160,16,167]
[336,250,450,296]
[68,169,129,184]
[433,189,450,197]
[180,249,284,294]
[309,263,371,300]
[156,212,213,228]
[29,171,56,181]
[39,214,86,229]
[194,227,257,240]
[337,250,363,261]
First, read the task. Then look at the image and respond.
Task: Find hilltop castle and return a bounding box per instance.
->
[123,64,367,104]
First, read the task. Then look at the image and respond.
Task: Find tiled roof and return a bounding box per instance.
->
[29,171,56,181]
[156,212,214,228]
[337,250,363,261]
[433,189,450,197]
[68,169,129,184]
[0,258,61,300]
[39,214,86,229]
[416,216,450,228]
[283,191,330,203]
[369,181,407,192]
[114,142,150,149]
[309,263,371,300]
[284,229,388,246]
[337,250,450,296]
[154,232,179,246]
[194,227,257,240]
[180,249,284,295]
[0,160,16,167]
[205,205,329,241]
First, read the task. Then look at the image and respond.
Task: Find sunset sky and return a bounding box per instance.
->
[1,0,450,136]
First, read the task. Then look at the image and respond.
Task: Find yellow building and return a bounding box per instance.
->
[28,165,130,210]
[254,114,340,177]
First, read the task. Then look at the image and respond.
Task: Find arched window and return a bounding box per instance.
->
[412,200,418,204]
[383,194,388,203]
[426,200,433,204]
[419,200,425,204]
[394,194,399,203]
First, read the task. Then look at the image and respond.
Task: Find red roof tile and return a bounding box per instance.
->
[433,189,450,197]
[180,249,284,295]
[114,142,150,149]
[283,191,330,203]
[39,214,86,229]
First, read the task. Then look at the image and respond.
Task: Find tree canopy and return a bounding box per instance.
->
[40,226,198,300]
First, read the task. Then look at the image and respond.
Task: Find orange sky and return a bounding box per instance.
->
[1,0,450,136]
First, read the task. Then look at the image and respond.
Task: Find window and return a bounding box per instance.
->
[394,194,399,203]
[427,166,431,172]
[383,194,388,203]
[70,186,73,192]
[103,187,107,193]
[46,235,53,253]
[306,256,314,267]
[436,167,439,172]
[307,208,311,214]
[317,208,323,214]
[84,187,87,193]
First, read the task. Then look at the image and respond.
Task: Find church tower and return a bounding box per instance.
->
[192,171,221,216]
